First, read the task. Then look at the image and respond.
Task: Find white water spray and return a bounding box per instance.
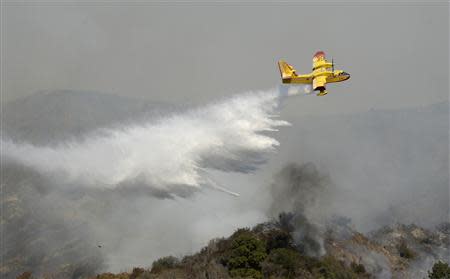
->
[2,86,307,197]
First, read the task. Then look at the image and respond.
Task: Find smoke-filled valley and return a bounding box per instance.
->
[1,89,448,279]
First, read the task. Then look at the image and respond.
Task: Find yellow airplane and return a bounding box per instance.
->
[278,51,350,96]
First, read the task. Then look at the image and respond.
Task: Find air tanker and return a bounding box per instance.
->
[278,51,350,96]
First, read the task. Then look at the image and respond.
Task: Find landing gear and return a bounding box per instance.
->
[317,89,328,96]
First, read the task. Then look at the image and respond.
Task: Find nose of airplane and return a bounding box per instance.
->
[342,71,350,79]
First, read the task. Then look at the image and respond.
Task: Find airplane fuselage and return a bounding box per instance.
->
[278,51,350,96]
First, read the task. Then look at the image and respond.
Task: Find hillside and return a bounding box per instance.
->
[39,219,449,279]
[4,159,449,279]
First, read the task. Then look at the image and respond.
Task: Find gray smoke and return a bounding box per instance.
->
[274,101,449,232]
[268,162,333,257]
[267,161,449,279]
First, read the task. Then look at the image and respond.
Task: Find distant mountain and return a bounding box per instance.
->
[2,90,173,145]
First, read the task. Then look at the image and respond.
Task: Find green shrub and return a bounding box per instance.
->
[229,268,263,279]
[266,248,301,274]
[266,230,293,252]
[225,231,267,278]
[429,261,450,279]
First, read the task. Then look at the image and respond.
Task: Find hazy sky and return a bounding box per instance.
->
[3,1,449,114]
[2,3,448,273]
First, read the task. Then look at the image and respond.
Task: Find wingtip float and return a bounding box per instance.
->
[278,51,350,96]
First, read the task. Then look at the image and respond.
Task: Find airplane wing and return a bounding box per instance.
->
[278,60,312,84]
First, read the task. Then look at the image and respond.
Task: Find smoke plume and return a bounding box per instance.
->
[268,162,333,257]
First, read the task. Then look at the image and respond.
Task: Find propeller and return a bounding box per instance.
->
[332,58,334,72]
